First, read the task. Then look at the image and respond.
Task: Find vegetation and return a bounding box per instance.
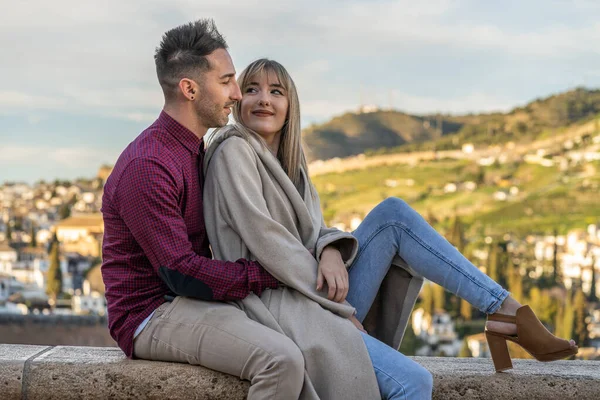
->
[306,89,600,352]
[46,234,63,308]
[304,88,600,161]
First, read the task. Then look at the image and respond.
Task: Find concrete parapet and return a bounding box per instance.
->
[1,344,599,399]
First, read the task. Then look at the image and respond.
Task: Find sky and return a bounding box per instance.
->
[1,0,600,184]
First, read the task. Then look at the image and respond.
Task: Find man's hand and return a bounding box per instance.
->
[316,246,348,303]
[349,314,367,333]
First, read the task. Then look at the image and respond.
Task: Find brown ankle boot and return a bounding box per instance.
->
[485,305,578,372]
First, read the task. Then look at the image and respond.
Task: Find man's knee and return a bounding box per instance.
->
[268,336,304,378]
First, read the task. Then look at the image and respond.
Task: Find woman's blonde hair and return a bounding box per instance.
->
[232,58,313,192]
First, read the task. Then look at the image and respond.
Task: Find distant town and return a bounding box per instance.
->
[1,133,600,360]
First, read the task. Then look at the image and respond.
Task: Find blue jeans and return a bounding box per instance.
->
[348,197,509,400]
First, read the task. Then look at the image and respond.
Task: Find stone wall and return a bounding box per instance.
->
[0,316,115,347]
[1,344,599,399]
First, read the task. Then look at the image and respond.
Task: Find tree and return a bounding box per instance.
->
[589,256,598,303]
[488,241,499,282]
[421,283,434,317]
[528,287,542,316]
[458,338,472,357]
[561,289,575,341]
[30,224,37,248]
[460,298,472,321]
[551,229,561,286]
[448,215,466,253]
[424,209,438,227]
[5,220,12,242]
[573,288,588,347]
[399,324,425,356]
[46,234,63,309]
[507,259,524,304]
[58,204,71,220]
[433,284,445,312]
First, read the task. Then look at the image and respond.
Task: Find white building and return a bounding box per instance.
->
[0,273,11,300]
[412,309,459,344]
[72,292,106,316]
[466,333,490,358]
[0,242,17,275]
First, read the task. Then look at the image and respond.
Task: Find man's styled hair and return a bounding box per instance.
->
[154,19,228,100]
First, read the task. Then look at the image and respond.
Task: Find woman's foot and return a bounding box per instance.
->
[485,296,576,347]
[485,296,520,336]
[485,297,579,372]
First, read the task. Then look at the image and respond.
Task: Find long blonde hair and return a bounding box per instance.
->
[233,59,313,192]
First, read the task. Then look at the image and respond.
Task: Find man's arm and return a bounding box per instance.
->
[114,156,278,301]
[205,137,355,318]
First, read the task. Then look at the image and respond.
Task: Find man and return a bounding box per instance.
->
[101,19,304,399]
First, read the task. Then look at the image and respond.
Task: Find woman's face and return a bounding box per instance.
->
[240,70,289,139]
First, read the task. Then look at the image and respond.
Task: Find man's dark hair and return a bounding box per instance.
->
[154,19,228,99]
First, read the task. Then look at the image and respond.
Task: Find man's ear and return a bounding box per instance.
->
[178,78,198,101]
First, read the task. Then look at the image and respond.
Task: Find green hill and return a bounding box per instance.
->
[313,155,600,237]
[303,87,600,160]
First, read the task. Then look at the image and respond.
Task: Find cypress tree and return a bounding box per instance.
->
[488,241,499,282]
[46,234,63,308]
[460,298,472,321]
[59,204,71,220]
[551,229,560,286]
[30,224,37,247]
[508,259,524,304]
[458,338,472,357]
[421,283,434,317]
[589,257,598,302]
[449,215,466,252]
[562,289,575,340]
[529,287,542,316]
[5,221,12,242]
[433,284,445,312]
[573,288,587,347]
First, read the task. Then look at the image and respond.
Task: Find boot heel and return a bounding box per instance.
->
[485,331,513,372]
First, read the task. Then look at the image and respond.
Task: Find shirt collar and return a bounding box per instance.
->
[157,111,204,155]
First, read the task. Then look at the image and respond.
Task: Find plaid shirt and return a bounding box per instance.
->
[101,111,278,357]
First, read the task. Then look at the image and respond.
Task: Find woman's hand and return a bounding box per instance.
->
[348,314,367,333]
[317,246,349,303]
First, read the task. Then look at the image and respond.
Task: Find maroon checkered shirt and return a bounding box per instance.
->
[101,111,278,357]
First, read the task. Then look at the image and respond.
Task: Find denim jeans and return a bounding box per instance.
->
[348,197,510,400]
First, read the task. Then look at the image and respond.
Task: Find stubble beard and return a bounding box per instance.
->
[196,97,228,129]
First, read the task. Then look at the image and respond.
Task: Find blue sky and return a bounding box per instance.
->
[2,0,600,183]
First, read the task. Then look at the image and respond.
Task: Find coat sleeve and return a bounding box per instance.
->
[205,137,355,318]
[315,224,359,267]
[307,177,359,266]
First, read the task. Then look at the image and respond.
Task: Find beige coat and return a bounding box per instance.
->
[203,126,424,399]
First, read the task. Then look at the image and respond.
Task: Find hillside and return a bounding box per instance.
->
[311,115,600,237]
[303,88,600,160]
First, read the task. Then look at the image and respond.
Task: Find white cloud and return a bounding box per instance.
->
[301,99,359,121]
[391,90,515,115]
[1,0,599,120]
[0,91,68,110]
[0,146,45,162]
[0,145,119,169]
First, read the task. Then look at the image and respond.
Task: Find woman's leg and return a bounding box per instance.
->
[346,197,509,321]
[360,331,433,400]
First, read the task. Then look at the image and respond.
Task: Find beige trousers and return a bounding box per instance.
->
[134,296,305,399]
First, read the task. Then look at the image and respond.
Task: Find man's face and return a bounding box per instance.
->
[194,49,242,128]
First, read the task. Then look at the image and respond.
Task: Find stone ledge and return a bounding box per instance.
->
[0,344,599,399]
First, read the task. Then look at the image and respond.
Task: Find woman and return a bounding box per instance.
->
[203,59,577,400]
